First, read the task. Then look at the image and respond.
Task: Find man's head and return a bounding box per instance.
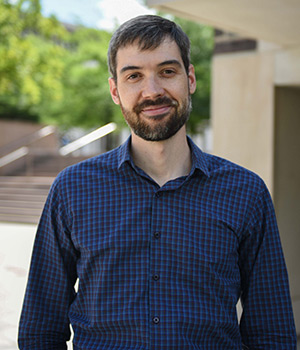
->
[108,15,191,82]
[108,15,196,142]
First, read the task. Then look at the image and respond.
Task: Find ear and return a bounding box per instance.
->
[109,77,120,105]
[188,64,196,95]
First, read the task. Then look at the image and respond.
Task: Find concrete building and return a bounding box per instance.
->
[148,0,300,335]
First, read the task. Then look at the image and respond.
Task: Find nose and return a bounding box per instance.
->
[141,76,164,99]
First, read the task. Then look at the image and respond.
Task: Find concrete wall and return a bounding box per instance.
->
[274,87,300,333]
[0,120,40,149]
[211,52,275,192]
[0,120,60,175]
[275,47,300,86]
[0,120,58,152]
[211,46,300,334]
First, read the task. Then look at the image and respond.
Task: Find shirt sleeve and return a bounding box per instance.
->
[18,175,78,349]
[238,182,297,349]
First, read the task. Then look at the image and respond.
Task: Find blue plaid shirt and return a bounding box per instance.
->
[19,137,296,349]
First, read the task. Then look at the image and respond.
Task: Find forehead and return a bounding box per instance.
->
[115,39,184,73]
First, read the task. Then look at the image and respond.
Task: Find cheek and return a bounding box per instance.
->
[118,87,140,108]
[169,78,189,97]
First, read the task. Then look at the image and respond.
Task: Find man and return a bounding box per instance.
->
[18,15,296,349]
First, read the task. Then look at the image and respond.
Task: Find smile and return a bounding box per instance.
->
[141,105,172,117]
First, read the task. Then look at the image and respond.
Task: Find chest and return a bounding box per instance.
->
[68,179,241,276]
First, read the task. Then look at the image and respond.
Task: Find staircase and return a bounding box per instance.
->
[0,123,118,225]
[0,176,54,224]
[9,153,88,177]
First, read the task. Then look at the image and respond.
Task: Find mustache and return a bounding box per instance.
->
[133,97,178,114]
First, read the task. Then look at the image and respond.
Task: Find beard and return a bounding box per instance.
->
[119,94,192,142]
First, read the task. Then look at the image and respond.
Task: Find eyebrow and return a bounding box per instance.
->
[158,60,182,68]
[120,65,141,74]
[119,60,183,75]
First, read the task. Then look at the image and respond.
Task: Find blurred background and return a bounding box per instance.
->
[0,0,299,347]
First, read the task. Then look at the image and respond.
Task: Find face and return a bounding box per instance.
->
[109,38,196,142]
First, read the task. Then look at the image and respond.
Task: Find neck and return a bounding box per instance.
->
[130,127,192,187]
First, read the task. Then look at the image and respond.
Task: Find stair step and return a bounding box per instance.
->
[0,187,50,195]
[0,213,40,224]
[0,176,54,224]
[0,176,54,185]
[0,200,46,209]
[0,206,43,216]
[0,194,47,202]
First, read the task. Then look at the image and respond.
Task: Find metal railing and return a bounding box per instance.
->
[0,123,117,175]
[0,146,29,168]
[0,126,55,168]
[0,126,55,157]
[59,122,117,156]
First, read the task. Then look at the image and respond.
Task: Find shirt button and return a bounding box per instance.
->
[152,274,160,281]
[152,316,160,324]
[154,232,161,239]
[155,192,161,198]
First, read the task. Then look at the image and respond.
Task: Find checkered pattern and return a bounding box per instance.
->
[18,137,296,349]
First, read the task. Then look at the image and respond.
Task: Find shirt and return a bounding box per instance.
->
[18,136,296,349]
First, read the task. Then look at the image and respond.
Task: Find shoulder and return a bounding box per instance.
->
[189,137,266,195]
[51,146,121,193]
[203,152,269,198]
[202,153,275,235]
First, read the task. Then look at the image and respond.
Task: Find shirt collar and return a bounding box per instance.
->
[117,136,134,169]
[187,136,210,177]
[117,135,210,178]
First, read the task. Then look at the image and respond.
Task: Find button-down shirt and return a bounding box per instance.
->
[18,137,296,349]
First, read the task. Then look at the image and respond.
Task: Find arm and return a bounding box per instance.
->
[238,183,297,349]
[18,176,78,349]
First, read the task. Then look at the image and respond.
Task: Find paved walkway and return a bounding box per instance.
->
[0,222,74,349]
[0,222,36,349]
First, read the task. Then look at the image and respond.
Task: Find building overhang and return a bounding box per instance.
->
[146,0,300,47]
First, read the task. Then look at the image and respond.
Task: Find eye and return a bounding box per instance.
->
[127,73,141,81]
[161,69,176,77]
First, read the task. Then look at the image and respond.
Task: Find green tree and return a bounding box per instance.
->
[0,0,68,121]
[174,17,214,133]
[0,0,122,129]
[37,26,122,129]
[0,1,213,133]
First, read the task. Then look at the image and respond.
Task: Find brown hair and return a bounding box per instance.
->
[107,15,191,81]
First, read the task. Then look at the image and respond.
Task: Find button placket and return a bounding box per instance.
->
[155,191,162,198]
[149,193,164,331]
[154,231,160,239]
[152,316,160,324]
[152,274,160,281]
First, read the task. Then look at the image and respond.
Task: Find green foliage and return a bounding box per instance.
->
[174,17,214,132]
[0,1,213,133]
[33,26,123,129]
[0,0,122,129]
[0,0,69,121]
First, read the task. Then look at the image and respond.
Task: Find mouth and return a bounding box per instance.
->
[141,105,172,118]
[134,97,178,119]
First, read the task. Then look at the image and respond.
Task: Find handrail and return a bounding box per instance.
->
[0,125,56,156]
[0,125,55,169]
[0,147,29,168]
[59,122,117,156]
[0,122,117,170]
